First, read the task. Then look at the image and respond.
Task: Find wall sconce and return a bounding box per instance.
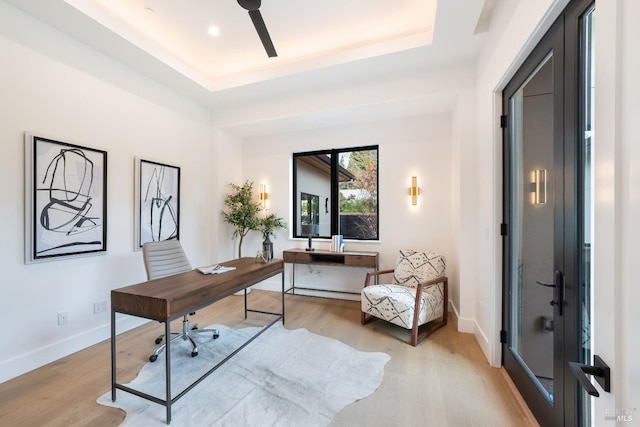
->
[534,169,547,204]
[408,176,420,206]
[259,183,268,209]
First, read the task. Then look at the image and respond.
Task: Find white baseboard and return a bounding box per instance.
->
[448,301,494,366]
[0,315,147,384]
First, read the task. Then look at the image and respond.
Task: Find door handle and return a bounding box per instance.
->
[535,280,556,288]
[536,270,564,315]
[569,355,611,397]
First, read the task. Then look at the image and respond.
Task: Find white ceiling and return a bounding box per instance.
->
[64,0,438,91]
[4,0,496,133]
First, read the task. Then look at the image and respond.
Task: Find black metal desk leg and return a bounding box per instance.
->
[165,320,172,424]
[281,271,285,325]
[244,289,248,319]
[111,309,116,401]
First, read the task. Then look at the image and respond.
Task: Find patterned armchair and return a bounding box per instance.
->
[361,250,448,346]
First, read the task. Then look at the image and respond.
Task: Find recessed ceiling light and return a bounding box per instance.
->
[208,25,220,36]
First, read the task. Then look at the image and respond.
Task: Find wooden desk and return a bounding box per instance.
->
[282,249,378,295]
[111,258,284,424]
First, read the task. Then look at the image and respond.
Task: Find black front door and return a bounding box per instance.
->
[501,1,595,425]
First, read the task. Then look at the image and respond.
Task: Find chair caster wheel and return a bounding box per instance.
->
[149,354,158,363]
[155,338,162,344]
[191,325,198,330]
[213,333,219,339]
[191,351,198,357]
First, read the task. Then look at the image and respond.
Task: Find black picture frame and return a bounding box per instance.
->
[135,158,180,249]
[25,134,108,263]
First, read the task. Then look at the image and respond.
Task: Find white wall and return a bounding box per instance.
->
[472,0,567,366]
[213,130,244,261]
[593,0,640,421]
[451,88,477,335]
[616,0,640,412]
[0,2,212,382]
[235,114,455,300]
[212,59,475,311]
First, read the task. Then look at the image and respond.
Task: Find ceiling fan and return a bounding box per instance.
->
[237,0,277,57]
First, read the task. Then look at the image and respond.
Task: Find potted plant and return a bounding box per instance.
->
[258,212,288,260]
[222,181,261,258]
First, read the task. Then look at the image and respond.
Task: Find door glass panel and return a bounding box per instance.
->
[580,6,595,424]
[509,53,556,404]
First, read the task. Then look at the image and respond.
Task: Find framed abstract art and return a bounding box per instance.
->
[24,133,108,263]
[134,158,180,249]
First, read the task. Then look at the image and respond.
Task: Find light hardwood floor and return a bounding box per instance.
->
[0,290,538,426]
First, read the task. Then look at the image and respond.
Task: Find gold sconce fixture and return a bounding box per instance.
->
[534,169,547,204]
[409,176,420,206]
[259,183,268,208]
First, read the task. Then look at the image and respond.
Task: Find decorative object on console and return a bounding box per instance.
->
[302,223,319,251]
[331,235,344,252]
[258,212,287,261]
[255,250,269,263]
[361,250,448,346]
[222,181,261,258]
[24,133,107,263]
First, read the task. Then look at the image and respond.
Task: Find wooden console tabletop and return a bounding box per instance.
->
[111,257,284,424]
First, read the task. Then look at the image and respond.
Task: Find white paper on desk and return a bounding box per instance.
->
[197,265,236,275]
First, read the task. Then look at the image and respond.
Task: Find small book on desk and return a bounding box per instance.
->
[197,265,236,275]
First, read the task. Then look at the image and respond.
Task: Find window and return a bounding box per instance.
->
[293,145,378,240]
[300,192,319,226]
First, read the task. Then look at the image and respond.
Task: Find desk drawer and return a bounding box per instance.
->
[283,251,313,264]
[344,254,377,268]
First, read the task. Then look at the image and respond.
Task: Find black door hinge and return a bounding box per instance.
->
[500,330,507,344]
[500,115,508,128]
[500,223,508,236]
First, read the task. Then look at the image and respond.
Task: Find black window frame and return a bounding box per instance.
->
[293,145,379,241]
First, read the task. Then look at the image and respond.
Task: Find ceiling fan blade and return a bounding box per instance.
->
[237,0,260,11]
[248,9,277,57]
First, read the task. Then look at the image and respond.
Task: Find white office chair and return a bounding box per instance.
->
[142,239,219,362]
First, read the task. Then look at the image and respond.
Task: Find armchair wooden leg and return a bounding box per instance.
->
[361,311,376,325]
[411,327,418,346]
[410,278,449,346]
[442,278,449,326]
